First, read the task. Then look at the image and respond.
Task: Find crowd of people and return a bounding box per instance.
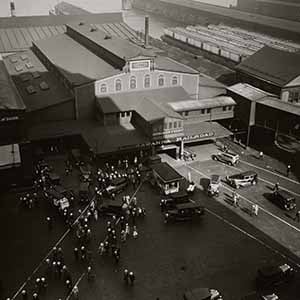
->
[6,153,147,300]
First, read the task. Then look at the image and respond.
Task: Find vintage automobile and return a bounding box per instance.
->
[44,188,70,211]
[79,182,89,203]
[256,263,295,289]
[160,190,190,211]
[212,151,239,166]
[183,147,196,161]
[270,190,296,211]
[99,199,125,216]
[183,287,222,300]
[105,177,128,195]
[207,175,221,197]
[79,165,92,182]
[241,293,279,300]
[164,202,205,223]
[226,171,258,189]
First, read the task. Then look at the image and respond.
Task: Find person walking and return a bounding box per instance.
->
[295,210,300,223]
[287,164,291,177]
[123,269,129,284]
[74,247,79,261]
[21,289,28,300]
[259,151,264,160]
[133,226,138,239]
[73,285,79,299]
[128,271,135,285]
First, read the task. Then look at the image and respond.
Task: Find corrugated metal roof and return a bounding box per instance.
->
[236,46,300,87]
[168,96,235,112]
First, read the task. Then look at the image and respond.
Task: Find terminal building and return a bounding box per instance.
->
[0,15,235,162]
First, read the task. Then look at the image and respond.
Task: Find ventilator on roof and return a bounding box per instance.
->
[26,85,36,95]
[39,81,49,90]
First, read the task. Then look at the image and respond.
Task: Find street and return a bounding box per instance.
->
[1,152,300,300]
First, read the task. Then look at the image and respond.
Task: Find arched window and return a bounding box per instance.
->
[144,74,151,88]
[100,83,107,93]
[115,79,122,91]
[172,75,178,86]
[158,74,164,87]
[130,76,137,89]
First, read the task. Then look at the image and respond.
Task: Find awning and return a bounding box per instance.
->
[183,121,232,142]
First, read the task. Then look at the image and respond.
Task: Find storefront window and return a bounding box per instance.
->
[172,75,178,85]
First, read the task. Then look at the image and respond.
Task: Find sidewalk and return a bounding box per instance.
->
[174,163,300,264]
[219,138,299,183]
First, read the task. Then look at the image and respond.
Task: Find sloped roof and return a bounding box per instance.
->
[0,59,25,111]
[155,56,199,74]
[168,96,235,112]
[97,86,189,121]
[152,162,182,183]
[33,33,120,86]
[67,23,155,61]
[236,46,300,87]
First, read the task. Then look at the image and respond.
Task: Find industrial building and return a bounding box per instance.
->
[163,24,300,64]
[0,15,235,166]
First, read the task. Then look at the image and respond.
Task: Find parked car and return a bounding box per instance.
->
[207,175,221,197]
[183,147,196,161]
[183,287,222,300]
[226,171,258,189]
[212,151,239,166]
[256,263,295,289]
[164,202,205,223]
[105,177,128,195]
[241,293,279,300]
[270,190,296,211]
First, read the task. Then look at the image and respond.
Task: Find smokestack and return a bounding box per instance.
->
[144,16,149,47]
[10,0,16,17]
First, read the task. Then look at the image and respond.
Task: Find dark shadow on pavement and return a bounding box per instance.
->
[199,178,210,190]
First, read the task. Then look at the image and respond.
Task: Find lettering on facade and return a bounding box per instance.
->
[176,131,215,142]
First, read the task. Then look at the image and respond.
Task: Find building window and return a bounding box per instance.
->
[144,74,151,88]
[126,111,131,117]
[223,106,227,111]
[130,76,137,89]
[115,79,122,91]
[201,109,205,114]
[164,123,168,130]
[158,75,165,87]
[100,83,107,93]
[178,121,182,128]
[207,108,211,113]
[228,106,233,110]
[184,111,189,116]
[174,121,177,128]
[172,76,178,86]
[169,122,173,129]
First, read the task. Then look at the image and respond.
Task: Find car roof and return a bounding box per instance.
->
[277,189,294,198]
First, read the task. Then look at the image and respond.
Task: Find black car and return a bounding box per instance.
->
[226,171,258,189]
[164,202,205,223]
[99,199,125,216]
[160,190,189,211]
[270,190,296,211]
[256,263,295,289]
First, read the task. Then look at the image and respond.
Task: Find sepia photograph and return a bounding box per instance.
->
[0,0,300,299]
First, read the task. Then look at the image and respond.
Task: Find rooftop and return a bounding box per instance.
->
[97,86,189,121]
[3,50,72,112]
[0,59,25,111]
[155,56,199,74]
[152,162,182,183]
[227,83,275,101]
[258,97,300,116]
[236,46,300,87]
[67,22,155,61]
[168,96,235,112]
[33,33,120,86]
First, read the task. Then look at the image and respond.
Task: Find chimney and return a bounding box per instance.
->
[10,0,16,17]
[144,16,149,47]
